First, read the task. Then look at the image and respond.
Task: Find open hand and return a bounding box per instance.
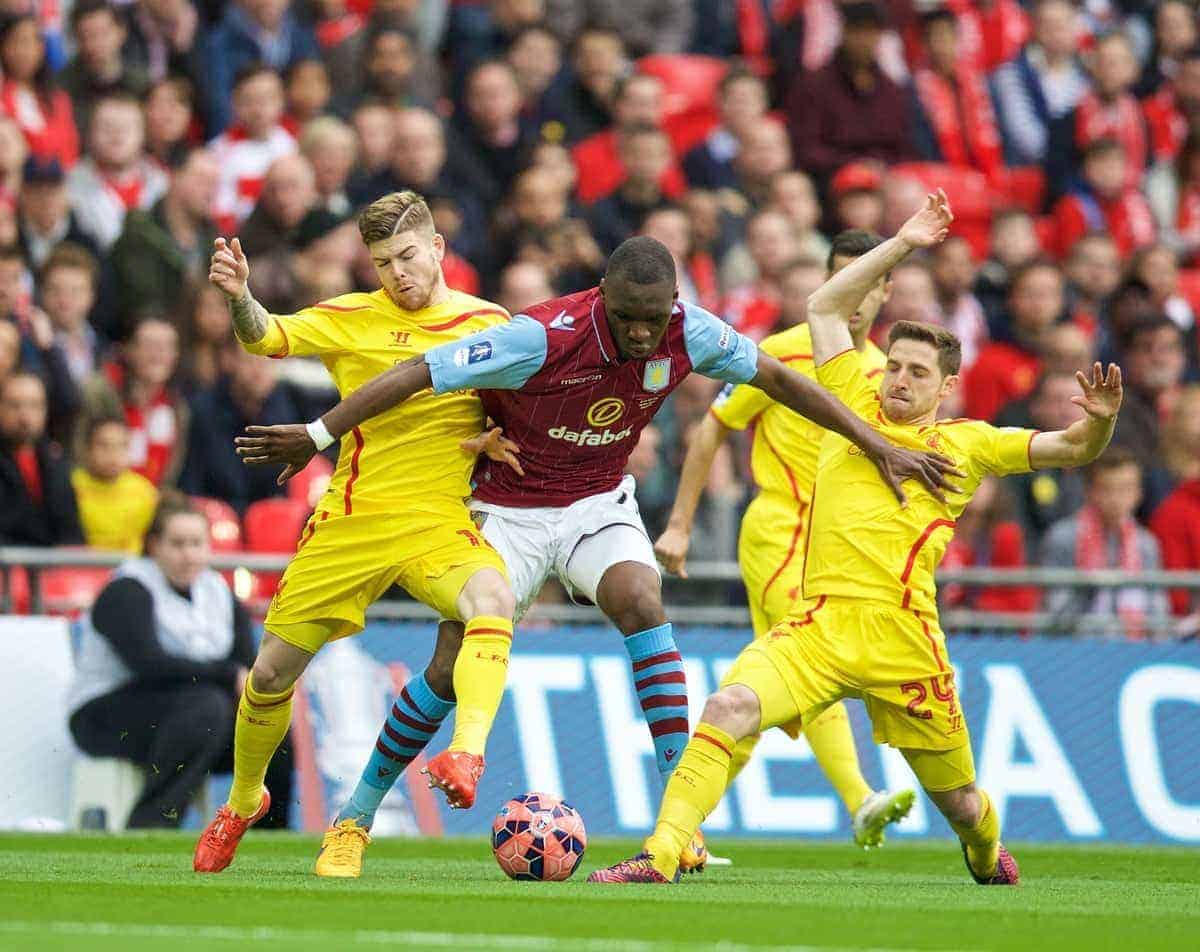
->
[653,525,692,578]
[897,190,954,250]
[1071,362,1123,420]
[210,236,250,300]
[236,424,318,485]
[461,426,525,476]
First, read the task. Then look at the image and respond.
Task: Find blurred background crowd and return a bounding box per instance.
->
[0,0,1197,631]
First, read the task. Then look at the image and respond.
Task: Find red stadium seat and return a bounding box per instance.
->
[637,54,726,154]
[889,162,993,258]
[243,498,311,603]
[1,565,30,614]
[189,496,243,552]
[39,565,112,617]
[243,498,310,554]
[286,455,335,510]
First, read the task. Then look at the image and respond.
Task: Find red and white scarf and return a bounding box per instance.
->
[914,65,1004,181]
[1073,503,1148,639]
[1142,85,1188,164]
[945,0,1029,71]
[1075,91,1148,187]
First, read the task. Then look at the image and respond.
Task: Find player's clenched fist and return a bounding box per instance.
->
[210,236,250,300]
[653,525,691,578]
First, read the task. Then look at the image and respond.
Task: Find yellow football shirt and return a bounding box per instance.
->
[710,323,886,504]
[71,468,158,553]
[802,349,1037,616]
[241,288,509,517]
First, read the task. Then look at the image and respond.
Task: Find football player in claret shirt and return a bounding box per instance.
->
[590,192,1123,886]
[194,190,520,877]
[238,236,960,877]
[655,229,913,852]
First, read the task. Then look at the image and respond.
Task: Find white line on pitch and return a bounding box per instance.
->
[0,920,957,952]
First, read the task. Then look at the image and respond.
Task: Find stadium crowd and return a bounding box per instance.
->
[0,0,1197,631]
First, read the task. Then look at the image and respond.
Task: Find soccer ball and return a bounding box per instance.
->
[491,792,587,881]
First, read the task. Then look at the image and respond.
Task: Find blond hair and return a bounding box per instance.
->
[357,190,434,245]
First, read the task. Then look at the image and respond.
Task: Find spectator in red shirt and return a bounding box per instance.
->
[941,475,1038,615]
[911,8,1005,184]
[1050,138,1157,260]
[1142,43,1200,167]
[84,316,185,487]
[572,72,687,207]
[1049,30,1146,196]
[67,93,170,252]
[722,207,798,340]
[0,15,80,169]
[207,65,297,235]
[1150,384,1200,617]
[963,260,1064,421]
[0,371,82,545]
[785,1,914,188]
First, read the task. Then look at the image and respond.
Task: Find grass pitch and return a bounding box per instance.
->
[0,833,1196,952]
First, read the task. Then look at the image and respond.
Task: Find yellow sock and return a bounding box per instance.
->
[228,676,293,818]
[644,722,735,880]
[448,615,513,756]
[725,733,760,785]
[803,702,873,815]
[950,789,1000,878]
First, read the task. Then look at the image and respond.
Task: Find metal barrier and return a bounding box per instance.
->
[2,547,1198,637]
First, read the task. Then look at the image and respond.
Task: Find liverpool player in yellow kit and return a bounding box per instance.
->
[654,231,912,849]
[193,191,518,875]
[591,191,1123,885]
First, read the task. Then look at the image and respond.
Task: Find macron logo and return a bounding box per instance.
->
[549,310,575,331]
[664,748,677,762]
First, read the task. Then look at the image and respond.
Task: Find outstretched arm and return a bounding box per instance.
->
[752,353,961,504]
[806,190,953,365]
[655,411,730,577]
[1029,363,1122,469]
[235,355,433,482]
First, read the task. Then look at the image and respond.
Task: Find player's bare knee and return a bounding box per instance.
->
[929,783,981,828]
[602,566,665,634]
[458,571,516,621]
[249,658,294,695]
[701,686,760,740]
[251,634,310,694]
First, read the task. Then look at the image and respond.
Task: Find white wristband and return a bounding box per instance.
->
[305,418,335,452]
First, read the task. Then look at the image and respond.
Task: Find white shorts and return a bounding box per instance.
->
[469,474,660,621]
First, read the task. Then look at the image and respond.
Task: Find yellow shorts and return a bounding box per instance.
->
[265,505,507,653]
[721,596,969,752]
[738,494,809,638]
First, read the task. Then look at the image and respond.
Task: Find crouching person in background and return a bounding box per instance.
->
[67,493,293,829]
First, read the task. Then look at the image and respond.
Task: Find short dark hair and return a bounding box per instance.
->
[826,229,884,272]
[1086,445,1141,483]
[1121,314,1183,352]
[606,236,676,286]
[0,244,24,266]
[1083,136,1123,162]
[1008,258,1062,295]
[83,412,127,446]
[143,490,205,553]
[887,320,963,377]
[718,62,763,98]
[70,0,119,32]
[233,62,280,92]
[920,8,958,33]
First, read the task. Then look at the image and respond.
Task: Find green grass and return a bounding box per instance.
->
[0,834,1197,952]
